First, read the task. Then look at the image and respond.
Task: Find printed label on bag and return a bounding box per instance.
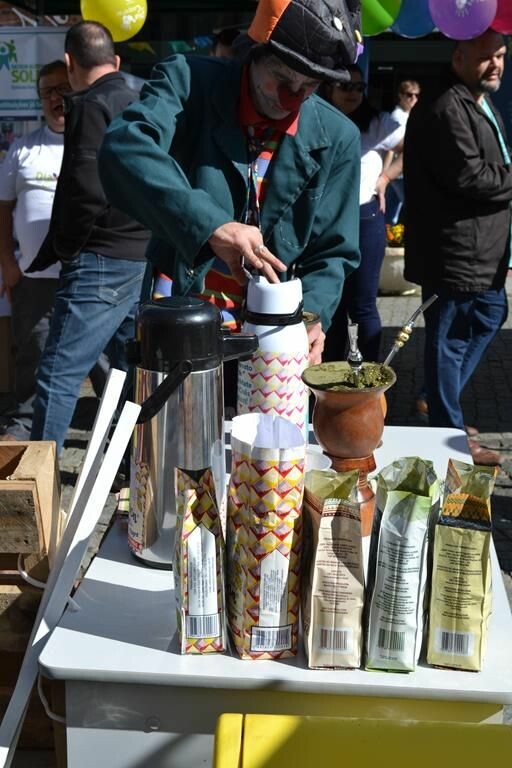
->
[250,624,292,652]
[259,549,289,628]
[187,524,220,637]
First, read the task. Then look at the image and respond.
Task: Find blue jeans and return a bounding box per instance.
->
[324,197,386,362]
[31,252,145,453]
[423,286,508,429]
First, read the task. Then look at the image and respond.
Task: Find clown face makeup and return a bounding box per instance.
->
[249,53,320,119]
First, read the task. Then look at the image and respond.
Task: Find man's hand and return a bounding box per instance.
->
[307,321,325,365]
[0,258,22,303]
[208,222,286,284]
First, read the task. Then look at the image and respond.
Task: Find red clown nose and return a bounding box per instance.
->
[278,84,306,112]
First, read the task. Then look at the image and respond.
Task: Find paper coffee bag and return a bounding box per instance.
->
[174,467,226,654]
[427,459,496,671]
[302,469,364,669]
[365,457,440,672]
[227,413,305,660]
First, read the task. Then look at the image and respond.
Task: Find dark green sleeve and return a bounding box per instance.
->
[99,56,232,268]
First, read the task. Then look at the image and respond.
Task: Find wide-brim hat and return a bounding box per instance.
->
[247,0,362,83]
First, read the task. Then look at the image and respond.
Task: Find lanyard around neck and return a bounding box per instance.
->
[245,124,275,230]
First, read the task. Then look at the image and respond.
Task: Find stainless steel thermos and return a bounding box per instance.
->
[128,297,257,568]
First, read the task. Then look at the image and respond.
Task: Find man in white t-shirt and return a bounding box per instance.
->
[0,60,70,440]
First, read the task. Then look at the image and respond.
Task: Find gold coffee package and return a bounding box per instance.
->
[365,458,440,672]
[427,459,496,671]
[302,468,364,669]
[174,467,226,654]
[226,413,305,660]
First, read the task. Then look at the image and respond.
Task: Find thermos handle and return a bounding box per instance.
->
[136,360,193,424]
[222,331,258,362]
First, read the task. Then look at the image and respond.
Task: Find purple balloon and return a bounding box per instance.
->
[429,0,498,40]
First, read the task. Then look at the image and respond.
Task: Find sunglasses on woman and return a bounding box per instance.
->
[338,82,366,93]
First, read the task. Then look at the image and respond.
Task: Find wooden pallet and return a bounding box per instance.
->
[0,553,50,749]
[0,552,66,764]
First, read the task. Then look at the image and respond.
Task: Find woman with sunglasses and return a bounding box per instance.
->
[323,64,404,363]
[385,80,421,224]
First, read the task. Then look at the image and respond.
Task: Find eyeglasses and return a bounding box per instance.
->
[402,91,420,99]
[38,83,72,100]
[338,82,366,93]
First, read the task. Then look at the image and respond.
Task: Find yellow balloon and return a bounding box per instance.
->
[80,0,147,43]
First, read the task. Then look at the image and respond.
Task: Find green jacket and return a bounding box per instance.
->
[99,55,361,329]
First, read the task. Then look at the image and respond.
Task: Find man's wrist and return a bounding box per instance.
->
[0,251,17,268]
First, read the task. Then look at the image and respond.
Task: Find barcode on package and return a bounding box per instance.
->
[435,629,474,657]
[319,628,353,653]
[377,628,405,652]
[186,613,220,639]
[250,624,292,652]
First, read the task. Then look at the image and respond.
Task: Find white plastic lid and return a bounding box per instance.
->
[245,276,303,315]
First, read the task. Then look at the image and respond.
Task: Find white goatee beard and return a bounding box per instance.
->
[480,77,501,94]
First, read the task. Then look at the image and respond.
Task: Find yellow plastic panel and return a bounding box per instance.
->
[215,714,512,768]
[213,713,243,768]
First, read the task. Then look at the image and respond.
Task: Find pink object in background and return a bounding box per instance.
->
[492,0,512,33]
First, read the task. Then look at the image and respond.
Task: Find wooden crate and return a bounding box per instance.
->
[0,442,66,764]
[0,442,61,564]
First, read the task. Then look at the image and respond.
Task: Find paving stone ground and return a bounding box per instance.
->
[9,276,512,765]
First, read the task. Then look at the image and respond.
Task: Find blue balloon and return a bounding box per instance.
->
[392,0,435,38]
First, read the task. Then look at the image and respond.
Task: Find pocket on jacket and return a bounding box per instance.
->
[277,186,324,250]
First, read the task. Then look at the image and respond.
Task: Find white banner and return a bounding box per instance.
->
[0,28,66,117]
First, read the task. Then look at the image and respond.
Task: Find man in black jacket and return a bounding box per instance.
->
[27,21,149,453]
[404,29,511,465]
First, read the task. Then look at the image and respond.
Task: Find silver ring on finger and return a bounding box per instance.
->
[254,244,265,256]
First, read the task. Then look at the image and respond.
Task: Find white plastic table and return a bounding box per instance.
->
[39,427,512,768]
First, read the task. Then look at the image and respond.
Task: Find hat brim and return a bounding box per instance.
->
[268,39,351,83]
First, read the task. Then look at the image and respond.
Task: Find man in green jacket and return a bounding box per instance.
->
[99,0,362,365]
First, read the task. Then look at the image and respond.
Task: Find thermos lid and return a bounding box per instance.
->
[136,297,224,371]
[244,276,304,325]
[134,297,259,372]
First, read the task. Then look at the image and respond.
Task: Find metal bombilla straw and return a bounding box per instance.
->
[347,320,363,386]
[382,294,438,368]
